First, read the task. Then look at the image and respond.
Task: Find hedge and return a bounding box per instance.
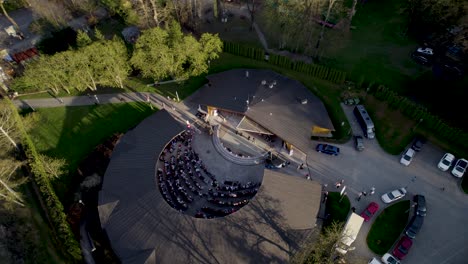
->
[6,99,82,263]
[222,41,346,84]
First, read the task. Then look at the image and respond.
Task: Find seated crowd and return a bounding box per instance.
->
[157,130,260,218]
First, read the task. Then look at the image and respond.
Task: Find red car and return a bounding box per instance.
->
[360,202,379,222]
[392,236,413,260]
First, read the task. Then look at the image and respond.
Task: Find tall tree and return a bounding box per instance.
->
[99,0,139,25]
[0,158,26,208]
[131,22,222,81]
[27,0,72,28]
[0,100,21,151]
[76,29,92,48]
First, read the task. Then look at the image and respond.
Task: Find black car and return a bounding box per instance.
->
[316,144,340,156]
[413,194,427,216]
[411,137,426,152]
[405,215,424,239]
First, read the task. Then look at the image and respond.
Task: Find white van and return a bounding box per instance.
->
[368,257,383,264]
[335,213,365,255]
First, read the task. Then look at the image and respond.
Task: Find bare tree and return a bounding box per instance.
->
[0,0,24,38]
[0,158,26,208]
[0,100,21,151]
[314,0,339,57]
[245,0,257,31]
[27,0,72,28]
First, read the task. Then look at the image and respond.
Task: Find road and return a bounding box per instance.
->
[12,94,468,264]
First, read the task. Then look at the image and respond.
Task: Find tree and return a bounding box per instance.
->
[76,29,92,47]
[244,0,258,31]
[37,154,67,179]
[0,100,21,151]
[131,21,222,81]
[292,222,362,264]
[27,0,72,28]
[0,158,26,208]
[99,0,139,25]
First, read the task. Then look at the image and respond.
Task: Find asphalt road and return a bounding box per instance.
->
[304,104,468,264]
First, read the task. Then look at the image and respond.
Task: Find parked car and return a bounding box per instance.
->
[381,253,401,264]
[360,202,379,222]
[405,215,424,239]
[344,97,360,105]
[416,47,434,56]
[368,257,383,264]
[392,236,413,260]
[381,188,407,204]
[354,135,365,151]
[413,194,427,216]
[438,153,455,171]
[400,148,415,166]
[451,158,468,178]
[316,144,340,156]
[411,137,425,152]
[411,53,432,66]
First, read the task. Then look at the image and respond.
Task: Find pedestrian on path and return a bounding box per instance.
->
[340,179,344,185]
[362,191,367,197]
[351,207,356,212]
[306,174,310,180]
[335,182,341,189]
[322,191,328,203]
[370,187,375,195]
[441,187,445,191]
[357,192,363,201]
[94,94,100,104]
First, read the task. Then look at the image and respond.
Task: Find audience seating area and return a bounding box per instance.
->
[157,130,261,218]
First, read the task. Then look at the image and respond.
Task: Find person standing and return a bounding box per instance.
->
[335,182,341,189]
[370,187,375,195]
[357,192,363,201]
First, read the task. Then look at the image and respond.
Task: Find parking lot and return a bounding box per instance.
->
[304,104,468,263]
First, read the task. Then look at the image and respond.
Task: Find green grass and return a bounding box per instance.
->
[27,102,156,201]
[367,200,410,254]
[324,192,351,227]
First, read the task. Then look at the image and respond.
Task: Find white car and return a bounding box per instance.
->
[451,158,468,178]
[416,47,434,56]
[369,257,383,264]
[438,153,455,171]
[400,148,415,166]
[381,188,407,204]
[381,253,401,264]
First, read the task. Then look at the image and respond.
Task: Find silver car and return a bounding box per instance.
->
[381,188,407,204]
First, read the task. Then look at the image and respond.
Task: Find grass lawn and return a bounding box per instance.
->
[26,102,156,201]
[324,192,351,227]
[367,200,410,255]
[364,96,416,155]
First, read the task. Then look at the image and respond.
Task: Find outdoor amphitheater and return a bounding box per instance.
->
[98,69,330,263]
